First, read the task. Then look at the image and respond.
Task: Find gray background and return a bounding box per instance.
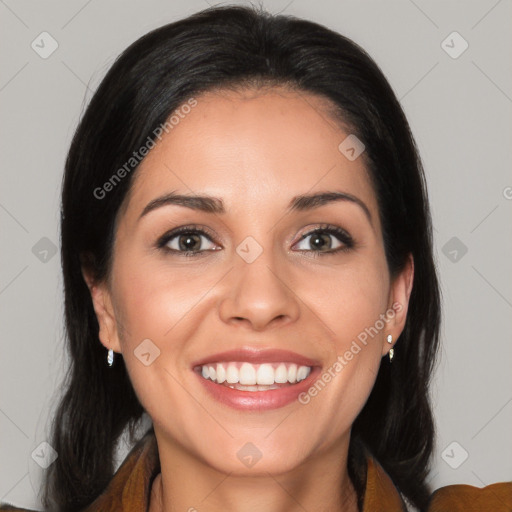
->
[1,0,511,508]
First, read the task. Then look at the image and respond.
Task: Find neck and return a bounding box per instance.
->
[149,431,359,512]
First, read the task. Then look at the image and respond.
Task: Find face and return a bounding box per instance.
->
[85,86,413,476]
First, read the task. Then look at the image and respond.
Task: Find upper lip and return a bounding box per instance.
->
[191,347,321,369]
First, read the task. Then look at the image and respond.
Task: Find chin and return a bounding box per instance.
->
[196,439,308,476]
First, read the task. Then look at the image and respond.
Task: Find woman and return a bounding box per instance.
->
[1,4,510,512]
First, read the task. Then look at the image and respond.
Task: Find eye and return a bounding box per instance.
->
[156,223,354,258]
[157,226,219,256]
[292,225,354,255]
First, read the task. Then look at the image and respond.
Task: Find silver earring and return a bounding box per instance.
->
[107,348,114,367]
[387,335,394,362]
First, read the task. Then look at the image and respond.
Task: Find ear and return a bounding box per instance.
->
[81,266,122,355]
[381,253,414,357]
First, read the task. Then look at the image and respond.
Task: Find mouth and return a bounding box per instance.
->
[195,361,312,390]
[191,348,322,410]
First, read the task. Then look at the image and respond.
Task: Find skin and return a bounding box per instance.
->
[83,86,413,512]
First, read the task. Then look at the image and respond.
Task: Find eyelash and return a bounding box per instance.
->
[156,223,355,258]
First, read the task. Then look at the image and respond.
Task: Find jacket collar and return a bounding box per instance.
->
[83,429,407,511]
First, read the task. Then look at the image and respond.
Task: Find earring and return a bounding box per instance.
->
[387,334,394,362]
[107,348,114,367]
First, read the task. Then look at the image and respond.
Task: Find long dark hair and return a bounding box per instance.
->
[42,4,441,511]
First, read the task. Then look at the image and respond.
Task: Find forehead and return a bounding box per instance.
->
[121,86,378,224]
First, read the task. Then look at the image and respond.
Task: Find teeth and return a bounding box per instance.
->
[227,383,281,391]
[226,364,239,384]
[239,362,256,385]
[216,363,226,383]
[275,363,288,383]
[297,365,309,381]
[198,362,312,386]
[287,364,297,383]
[256,363,274,385]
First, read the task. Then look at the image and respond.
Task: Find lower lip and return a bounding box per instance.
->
[194,367,321,410]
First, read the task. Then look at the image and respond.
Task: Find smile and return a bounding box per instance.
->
[192,348,321,410]
[198,362,312,391]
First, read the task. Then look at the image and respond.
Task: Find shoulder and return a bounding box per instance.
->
[0,504,37,512]
[427,480,512,511]
[0,430,159,512]
[364,451,512,512]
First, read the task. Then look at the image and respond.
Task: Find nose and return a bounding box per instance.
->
[218,247,301,331]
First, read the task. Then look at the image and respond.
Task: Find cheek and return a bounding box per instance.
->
[295,254,389,433]
[113,254,211,344]
[306,253,390,348]
[108,262,221,447]
[109,254,212,398]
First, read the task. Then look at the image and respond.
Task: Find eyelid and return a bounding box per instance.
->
[156,223,355,256]
[292,223,353,244]
[156,224,220,251]
[292,226,354,256]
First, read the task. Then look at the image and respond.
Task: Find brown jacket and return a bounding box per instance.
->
[1,431,511,511]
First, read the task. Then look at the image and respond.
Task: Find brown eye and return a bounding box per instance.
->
[174,233,203,252]
[158,226,218,255]
[293,226,354,254]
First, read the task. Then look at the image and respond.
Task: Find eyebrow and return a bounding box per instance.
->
[138,190,372,225]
